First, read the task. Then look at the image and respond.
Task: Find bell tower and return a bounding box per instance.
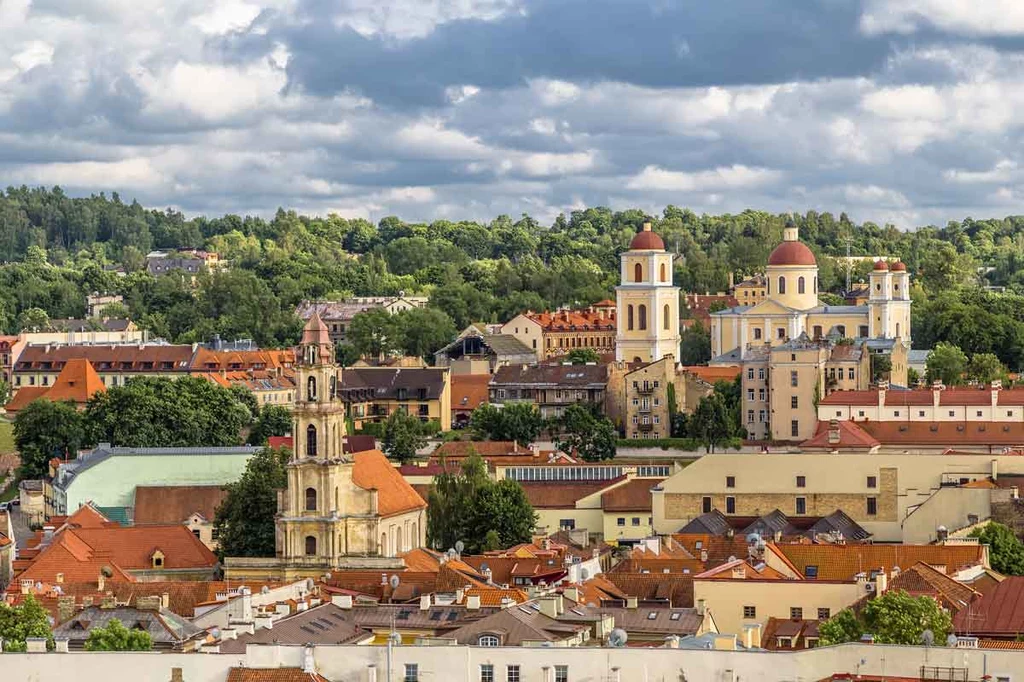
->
[615,222,681,363]
[293,312,345,461]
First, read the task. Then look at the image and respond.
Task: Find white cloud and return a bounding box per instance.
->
[530,79,581,106]
[861,0,1024,36]
[11,42,54,71]
[944,160,1018,184]
[330,0,521,39]
[627,165,782,192]
[502,151,596,177]
[841,184,910,208]
[136,60,288,121]
[189,1,261,34]
[393,119,492,159]
[17,158,165,190]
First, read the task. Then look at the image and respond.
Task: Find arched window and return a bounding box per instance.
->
[307,376,317,401]
[634,263,643,282]
[334,486,339,511]
[778,276,786,295]
[329,375,337,400]
[663,304,670,330]
[305,487,317,511]
[306,345,317,365]
[304,535,317,556]
[659,263,667,282]
[638,305,647,330]
[798,276,805,294]
[627,305,634,331]
[896,323,901,338]
[411,522,418,548]
[380,533,387,556]
[396,527,403,554]
[479,635,500,647]
[306,424,318,458]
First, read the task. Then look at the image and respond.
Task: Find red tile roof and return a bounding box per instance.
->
[819,387,1024,407]
[680,365,741,384]
[859,421,1024,446]
[226,668,329,682]
[451,374,490,414]
[352,450,426,517]
[953,576,1024,636]
[801,420,880,450]
[526,308,616,332]
[133,485,228,524]
[519,478,626,509]
[5,358,106,412]
[774,543,986,582]
[601,478,663,512]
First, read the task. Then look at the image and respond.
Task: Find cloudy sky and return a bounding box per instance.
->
[3,0,1024,227]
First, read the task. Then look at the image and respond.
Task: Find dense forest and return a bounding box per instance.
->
[2,186,1023,368]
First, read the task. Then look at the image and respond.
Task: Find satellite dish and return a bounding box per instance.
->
[946,634,959,647]
[455,540,465,554]
[447,549,457,560]
[388,632,401,646]
[921,629,934,646]
[261,586,270,595]
[306,578,315,591]
[480,562,489,571]
[746,532,761,544]
[389,575,401,590]
[580,568,590,581]
[608,629,628,647]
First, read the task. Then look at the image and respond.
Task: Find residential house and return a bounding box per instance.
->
[146,253,205,276]
[53,599,208,651]
[489,363,607,420]
[434,330,536,374]
[0,511,13,589]
[732,274,767,306]
[5,358,106,414]
[133,485,229,550]
[18,480,45,526]
[86,293,124,318]
[953,576,1024,640]
[450,374,491,427]
[340,367,451,430]
[501,301,617,361]
[13,343,195,391]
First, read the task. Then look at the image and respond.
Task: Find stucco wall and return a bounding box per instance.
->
[695,579,861,637]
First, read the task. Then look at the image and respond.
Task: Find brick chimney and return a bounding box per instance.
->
[137,596,162,611]
[57,596,76,623]
[827,420,841,446]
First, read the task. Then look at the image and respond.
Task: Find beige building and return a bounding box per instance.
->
[653,451,1024,543]
[623,356,674,440]
[710,224,910,359]
[732,274,767,305]
[615,223,681,364]
[501,302,616,362]
[225,314,426,581]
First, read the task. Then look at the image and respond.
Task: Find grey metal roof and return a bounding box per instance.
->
[808,510,872,542]
[435,333,533,359]
[491,363,607,388]
[709,305,753,316]
[808,305,869,314]
[710,348,743,364]
[678,510,731,535]
[908,349,930,364]
[741,510,798,538]
[54,605,205,648]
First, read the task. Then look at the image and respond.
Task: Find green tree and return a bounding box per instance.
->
[968,352,1007,384]
[686,392,738,453]
[679,322,711,365]
[396,307,456,361]
[248,405,293,446]
[84,618,153,651]
[0,595,53,651]
[555,403,616,462]
[925,343,968,386]
[469,403,542,444]
[969,522,1024,575]
[16,307,51,332]
[85,376,249,448]
[819,591,952,646]
[14,399,85,478]
[871,353,892,383]
[213,447,289,558]
[427,452,536,553]
[348,308,404,359]
[566,348,600,364]
[382,408,427,464]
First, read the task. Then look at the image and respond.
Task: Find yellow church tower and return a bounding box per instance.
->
[615,222,681,363]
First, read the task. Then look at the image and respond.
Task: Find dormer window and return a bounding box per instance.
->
[151,550,165,569]
[478,634,499,647]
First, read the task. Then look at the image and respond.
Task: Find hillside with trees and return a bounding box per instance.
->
[3,186,1024,368]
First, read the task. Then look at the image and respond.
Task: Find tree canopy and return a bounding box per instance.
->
[469,403,543,445]
[0,595,53,652]
[969,522,1024,575]
[84,619,153,651]
[381,409,433,464]
[555,403,617,462]
[426,452,536,554]
[819,590,952,646]
[13,399,85,478]
[213,447,289,559]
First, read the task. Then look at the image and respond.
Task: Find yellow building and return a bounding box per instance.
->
[340,366,452,431]
[732,274,767,305]
[501,302,616,362]
[710,224,911,358]
[225,314,427,581]
[615,223,681,364]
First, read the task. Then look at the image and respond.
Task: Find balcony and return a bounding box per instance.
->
[638,423,654,432]
[638,404,652,413]
[636,384,654,395]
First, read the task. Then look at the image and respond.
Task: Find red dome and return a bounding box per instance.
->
[767,241,816,266]
[891,261,906,272]
[873,260,890,271]
[630,227,665,251]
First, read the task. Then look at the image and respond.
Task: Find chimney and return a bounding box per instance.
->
[303,645,316,674]
[728,272,735,290]
[827,419,841,445]
[537,595,562,618]
[57,596,76,623]
[455,587,465,603]
[700,549,708,563]
[626,596,638,609]
[743,623,762,649]
[483,567,493,584]
[26,637,48,653]
[137,595,162,611]
[97,574,105,591]
[101,595,117,609]
[254,614,274,630]
[420,594,431,611]
[992,459,999,481]
[466,594,481,611]
[563,586,579,603]
[696,599,705,616]
[993,380,1001,407]
[161,593,170,609]
[170,668,184,682]
[874,570,887,595]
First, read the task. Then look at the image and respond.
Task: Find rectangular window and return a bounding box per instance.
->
[790,607,803,620]
[817,608,831,620]
[977,410,983,417]
[617,518,625,526]
[754,328,762,340]
[867,497,877,516]
[948,410,955,417]
[743,605,756,619]
[804,566,818,579]
[790,371,798,387]
[796,497,806,515]
[849,369,855,381]
[758,368,765,380]
[747,389,755,401]
[791,420,799,438]
[747,410,754,424]
[702,496,712,514]
[559,519,575,530]
[838,368,845,380]
[726,496,736,514]
[919,410,925,417]
[554,666,568,682]
[759,410,766,423]
[481,665,495,682]
[632,517,640,526]
[778,327,786,339]
[506,666,520,682]
[747,368,754,380]
[791,396,798,409]
[796,475,806,488]
[726,476,735,488]
[405,665,419,682]
[867,476,877,489]
[758,388,766,401]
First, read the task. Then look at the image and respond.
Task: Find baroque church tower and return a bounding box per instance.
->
[615,222,681,363]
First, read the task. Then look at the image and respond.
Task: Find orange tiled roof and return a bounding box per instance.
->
[526,308,616,332]
[5,358,106,412]
[352,450,426,517]
[190,348,295,371]
[451,374,490,413]
[681,366,741,384]
[461,587,529,606]
[226,668,329,682]
[4,386,49,413]
[979,639,1024,649]
[133,485,228,524]
[773,543,986,581]
[694,558,791,580]
[519,478,626,509]
[801,421,881,450]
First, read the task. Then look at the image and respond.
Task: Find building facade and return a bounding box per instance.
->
[340,367,451,430]
[489,363,607,420]
[501,302,617,362]
[615,223,681,364]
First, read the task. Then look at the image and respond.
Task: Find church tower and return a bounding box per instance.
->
[615,222,681,363]
[292,312,345,461]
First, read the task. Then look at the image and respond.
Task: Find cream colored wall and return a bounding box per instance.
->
[602,511,654,543]
[534,508,604,536]
[741,360,771,440]
[901,487,992,544]
[769,347,826,441]
[655,452,1018,541]
[695,579,861,637]
[817,389,1018,423]
[500,315,543,362]
[624,357,673,440]
[804,313,871,339]
[764,265,818,311]
[616,250,680,363]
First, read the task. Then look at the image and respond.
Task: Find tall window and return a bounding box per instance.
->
[304,535,317,555]
[404,664,419,682]
[778,276,786,294]
[627,305,634,330]
[307,376,317,401]
[660,262,667,282]
[664,304,670,329]
[506,665,521,682]
[726,496,736,514]
[798,276,805,294]
[638,305,647,330]
[702,496,712,513]
[306,424,318,458]
[634,262,643,282]
[791,420,799,438]
[481,664,495,682]
[305,487,317,511]
[554,666,568,682]
[329,375,337,399]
